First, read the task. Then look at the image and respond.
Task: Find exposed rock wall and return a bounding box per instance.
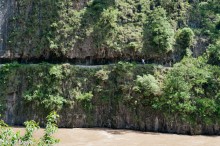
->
[1,63,219,135]
[0,0,219,135]
[0,0,212,64]
[4,93,220,135]
[0,0,14,55]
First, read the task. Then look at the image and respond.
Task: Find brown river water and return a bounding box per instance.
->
[13,128,220,146]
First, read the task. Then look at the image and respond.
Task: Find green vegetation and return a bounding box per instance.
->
[0,111,59,146]
[5,0,219,60]
[0,0,220,134]
[207,41,220,65]
[0,62,156,113]
[154,55,220,124]
[0,56,219,125]
[176,27,195,55]
[144,7,174,55]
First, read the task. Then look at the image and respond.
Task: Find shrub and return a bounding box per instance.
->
[134,74,161,96]
[176,27,195,50]
[144,7,175,54]
[154,55,220,123]
[0,112,59,146]
[207,41,220,65]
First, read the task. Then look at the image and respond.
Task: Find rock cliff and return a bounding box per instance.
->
[0,0,214,64]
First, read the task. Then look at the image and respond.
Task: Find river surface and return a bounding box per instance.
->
[13,128,220,146]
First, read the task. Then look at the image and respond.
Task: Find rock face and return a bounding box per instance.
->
[0,0,210,64]
[0,0,219,135]
[1,64,219,135]
[0,0,13,56]
[4,93,220,135]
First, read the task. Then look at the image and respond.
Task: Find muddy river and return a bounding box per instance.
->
[13,128,220,146]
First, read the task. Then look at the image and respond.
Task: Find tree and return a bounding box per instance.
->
[154,55,219,123]
[207,41,220,65]
[144,7,175,55]
[176,27,195,50]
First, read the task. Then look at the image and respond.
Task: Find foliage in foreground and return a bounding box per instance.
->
[0,112,59,146]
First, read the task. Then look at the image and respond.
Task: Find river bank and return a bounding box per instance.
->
[13,128,220,146]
